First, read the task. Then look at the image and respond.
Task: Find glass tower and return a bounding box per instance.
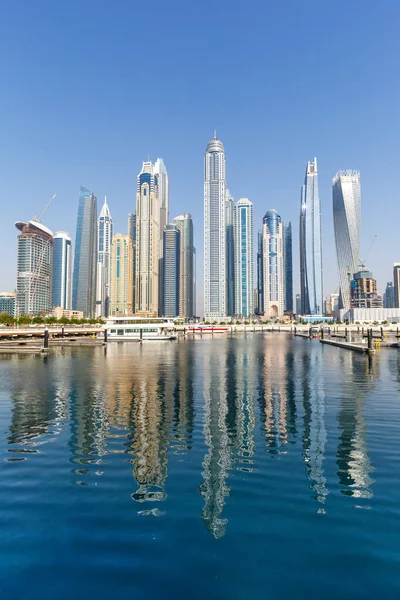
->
[72,185,98,318]
[163,224,180,318]
[257,230,263,315]
[96,196,113,317]
[204,134,226,320]
[383,282,395,309]
[394,264,400,308]
[225,190,235,316]
[332,171,361,310]
[262,210,284,318]
[300,158,323,315]
[233,198,254,317]
[15,220,53,315]
[52,231,72,309]
[283,221,293,313]
[173,214,194,319]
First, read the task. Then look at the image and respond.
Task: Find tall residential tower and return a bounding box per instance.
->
[96,196,113,317]
[262,210,284,318]
[233,198,254,317]
[52,231,72,309]
[173,213,194,319]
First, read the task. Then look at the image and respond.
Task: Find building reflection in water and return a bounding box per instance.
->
[300,347,328,508]
[335,351,376,500]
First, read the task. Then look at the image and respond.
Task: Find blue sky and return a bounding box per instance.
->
[1,0,399,312]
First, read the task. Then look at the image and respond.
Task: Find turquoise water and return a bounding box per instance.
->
[0,334,400,599]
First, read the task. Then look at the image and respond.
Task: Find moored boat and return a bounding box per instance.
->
[104,317,177,341]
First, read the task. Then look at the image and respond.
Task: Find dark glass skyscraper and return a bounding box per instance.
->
[173,214,194,319]
[163,224,180,318]
[283,221,293,313]
[72,186,98,317]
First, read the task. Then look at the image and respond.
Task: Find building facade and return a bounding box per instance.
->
[0,292,16,317]
[225,191,235,316]
[283,221,293,313]
[394,264,400,308]
[96,196,113,317]
[163,224,180,318]
[52,231,72,310]
[350,270,382,309]
[295,293,301,316]
[72,186,98,317]
[332,171,361,310]
[109,234,133,316]
[173,214,194,319]
[154,158,169,316]
[204,134,226,320]
[135,162,160,316]
[257,231,263,315]
[128,213,136,311]
[15,220,53,315]
[299,158,323,315]
[233,198,254,317]
[262,210,284,318]
[384,282,395,309]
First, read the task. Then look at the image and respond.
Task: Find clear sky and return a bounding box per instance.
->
[1,0,399,313]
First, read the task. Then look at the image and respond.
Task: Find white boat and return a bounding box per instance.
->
[104,316,177,341]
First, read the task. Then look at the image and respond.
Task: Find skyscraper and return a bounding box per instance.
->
[173,214,194,319]
[163,224,180,318]
[96,196,113,317]
[262,210,284,318]
[332,171,361,310]
[295,293,301,316]
[300,158,323,315]
[135,162,160,316]
[394,263,400,308]
[128,213,136,310]
[204,134,226,320]
[154,159,169,316]
[283,221,293,313]
[225,190,235,316]
[257,230,263,315]
[109,234,133,316]
[15,220,53,315]
[233,198,254,317]
[384,282,395,309]
[72,186,98,317]
[52,231,72,309]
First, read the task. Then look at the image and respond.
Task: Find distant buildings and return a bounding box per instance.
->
[204,134,226,320]
[299,158,323,315]
[325,292,339,315]
[384,282,395,309]
[135,162,160,316]
[393,263,400,308]
[0,292,16,317]
[15,220,53,315]
[295,293,301,316]
[233,198,254,317]
[332,171,361,310]
[52,231,72,310]
[283,221,293,313]
[173,214,194,319]
[350,269,382,309]
[72,186,98,317]
[96,196,113,317]
[262,210,284,318]
[109,234,133,316]
[163,224,180,318]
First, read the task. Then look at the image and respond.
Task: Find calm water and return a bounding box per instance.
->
[1,335,400,599]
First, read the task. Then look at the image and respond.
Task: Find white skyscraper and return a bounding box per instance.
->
[233,198,254,317]
[96,196,113,317]
[332,171,361,310]
[204,134,226,320]
[153,158,169,314]
[262,210,284,318]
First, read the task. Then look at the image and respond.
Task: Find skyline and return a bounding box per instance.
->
[1,1,400,313]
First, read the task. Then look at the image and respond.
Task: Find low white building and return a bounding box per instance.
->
[337,308,400,324]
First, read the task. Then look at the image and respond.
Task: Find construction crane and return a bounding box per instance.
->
[32,194,56,223]
[359,234,377,271]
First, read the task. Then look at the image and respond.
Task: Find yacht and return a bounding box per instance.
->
[104,316,177,341]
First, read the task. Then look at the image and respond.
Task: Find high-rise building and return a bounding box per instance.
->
[52,231,72,309]
[128,213,136,310]
[332,171,361,310]
[173,214,194,319]
[96,196,113,317]
[163,224,180,318]
[262,210,284,318]
[233,198,254,317]
[154,159,169,316]
[204,134,226,320]
[295,293,301,316]
[299,158,323,315]
[394,264,400,308]
[283,221,293,313]
[384,282,395,309]
[135,162,160,316]
[257,230,263,315]
[350,270,382,309]
[0,292,16,317]
[109,234,133,316]
[325,292,339,315]
[72,186,98,317]
[225,191,235,316]
[193,247,197,318]
[15,220,53,315]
